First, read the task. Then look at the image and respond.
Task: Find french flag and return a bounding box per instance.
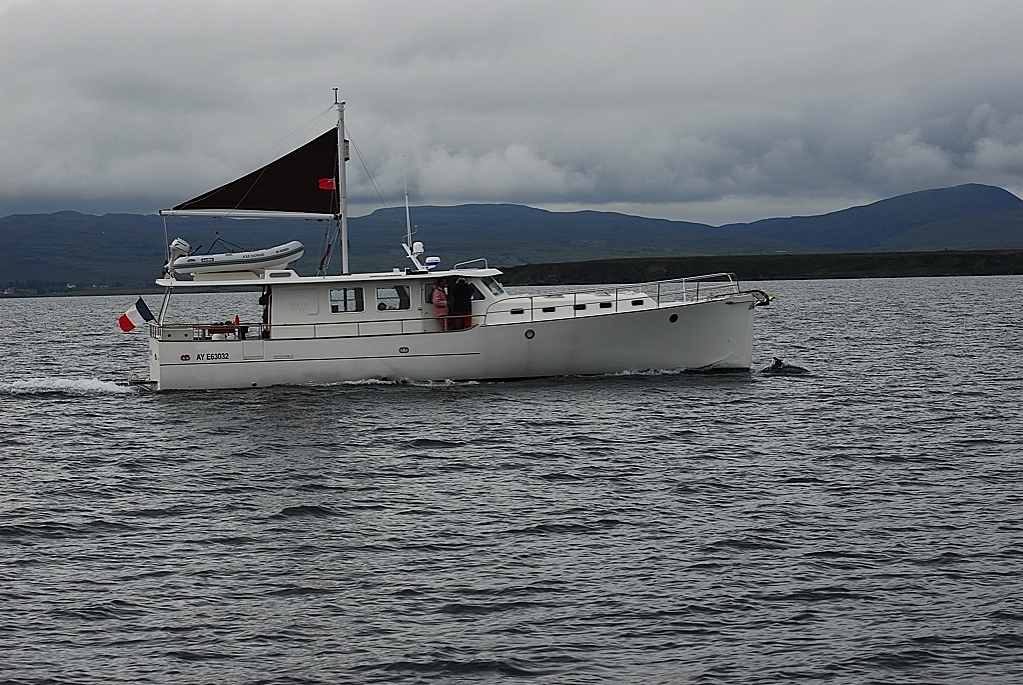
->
[118,297,154,332]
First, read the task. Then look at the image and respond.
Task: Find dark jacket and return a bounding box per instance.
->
[450,280,473,314]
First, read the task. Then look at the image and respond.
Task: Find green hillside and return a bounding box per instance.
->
[2,184,1022,294]
[500,250,1023,285]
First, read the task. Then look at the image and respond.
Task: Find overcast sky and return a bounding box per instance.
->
[1,0,1021,225]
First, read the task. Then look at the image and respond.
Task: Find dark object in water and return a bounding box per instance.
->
[761,357,809,375]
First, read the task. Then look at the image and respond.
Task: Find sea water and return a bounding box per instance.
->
[1,276,1022,684]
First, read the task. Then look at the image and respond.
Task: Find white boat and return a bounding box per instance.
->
[135,95,770,391]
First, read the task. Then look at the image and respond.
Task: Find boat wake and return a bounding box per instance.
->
[0,378,137,396]
[611,368,686,377]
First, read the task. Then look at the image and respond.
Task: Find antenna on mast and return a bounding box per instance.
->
[401,156,432,271]
[403,156,414,248]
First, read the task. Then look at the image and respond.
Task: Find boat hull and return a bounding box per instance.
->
[147,294,757,390]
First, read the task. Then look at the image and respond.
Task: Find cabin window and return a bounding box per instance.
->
[376,285,411,311]
[425,283,438,305]
[482,277,505,296]
[330,287,364,313]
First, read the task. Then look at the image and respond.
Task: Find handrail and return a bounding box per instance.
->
[453,257,489,269]
[152,314,437,340]
[483,272,742,322]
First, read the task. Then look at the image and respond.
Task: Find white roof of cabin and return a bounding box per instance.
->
[155,267,503,289]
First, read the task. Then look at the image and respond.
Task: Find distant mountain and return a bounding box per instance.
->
[1,183,1021,291]
[721,183,1023,251]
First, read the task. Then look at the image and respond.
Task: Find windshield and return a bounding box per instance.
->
[482,276,506,296]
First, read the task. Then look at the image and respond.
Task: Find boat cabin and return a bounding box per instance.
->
[152,266,509,342]
[260,269,505,338]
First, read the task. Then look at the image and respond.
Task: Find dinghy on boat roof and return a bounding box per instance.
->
[165,237,305,279]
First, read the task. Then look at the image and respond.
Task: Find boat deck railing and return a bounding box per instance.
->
[482,272,742,323]
[149,317,437,342]
[148,322,261,343]
[574,272,741,305]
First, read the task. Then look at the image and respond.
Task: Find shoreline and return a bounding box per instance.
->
[3,249,1023,296]
[498,249,1023,285]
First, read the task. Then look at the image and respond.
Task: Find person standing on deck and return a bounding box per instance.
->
[450,277,473,330]
[431,278,450,331]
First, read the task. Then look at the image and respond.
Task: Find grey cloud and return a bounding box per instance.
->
[1,0,1021,225]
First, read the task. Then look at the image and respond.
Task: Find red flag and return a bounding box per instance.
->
[318,178,336,190]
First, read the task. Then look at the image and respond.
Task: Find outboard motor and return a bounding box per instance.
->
[165,237,191,275]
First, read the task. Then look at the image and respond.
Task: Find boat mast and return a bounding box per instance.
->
[335,89,350,274]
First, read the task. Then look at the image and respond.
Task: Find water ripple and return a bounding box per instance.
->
[1,281,1023,683]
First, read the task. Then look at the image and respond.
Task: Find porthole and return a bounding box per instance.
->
[669,314,679,323]
[524,329,535,339]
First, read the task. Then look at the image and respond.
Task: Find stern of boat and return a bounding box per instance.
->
[124,330,161,390]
